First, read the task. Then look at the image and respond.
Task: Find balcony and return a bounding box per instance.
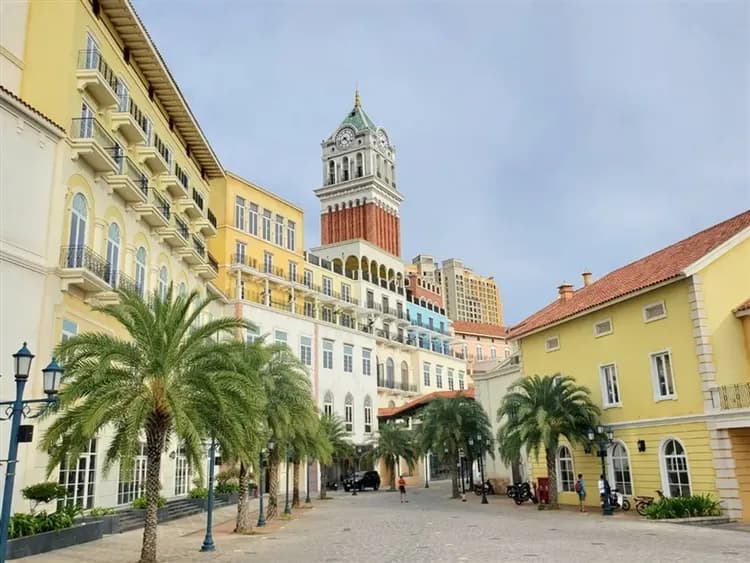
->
[70,118,119,173]
[160,163,189,199]
[110,97,148,144]
[409,319,451,337]
[133,188,170,228]
[194,208,217,237]
[181,188,205,219]
[136,133,170,174]
[178,235,206,266]
[715,383,750,410]
[158,215,190,248]
[231,254,258,271]
[76,50,119,108]
[106,157,148,203]
[376,375,418,394]
[58,246,139,297]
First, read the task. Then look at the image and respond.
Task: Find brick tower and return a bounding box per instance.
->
[314,91,403,257]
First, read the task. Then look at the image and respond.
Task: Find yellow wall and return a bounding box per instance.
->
[519,280,702,422]
[729,428,750,521]
[699,238,750,386]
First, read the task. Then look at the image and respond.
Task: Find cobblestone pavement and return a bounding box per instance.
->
[24,482,750,562]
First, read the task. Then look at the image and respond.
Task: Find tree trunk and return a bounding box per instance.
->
[319,464,328,499]
[266,455,279,521]
[139,426,165,563]
[389,455,396,491]
[545,446,559,509]
[292,461,300,508]
[450,462,460,499]
[234,461,252,533]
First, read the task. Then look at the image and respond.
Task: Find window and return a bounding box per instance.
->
[594,318,613,337]
[447,368,455,390]
[300,336,312,366]
[328,160,335,184]
[275,330,287,345]
[644,301,667,323]
[342,283,351,303]
[178,282,186,297]
[386,358,395,388]
[341,313,353,328]
[423,362,431,386]
[609,442,633,495]
[458,370,465,390]
[304,269,313,288]
[246,326,259,343]
[475,345,483,361]
[343,344,353,373]
[545,336,560,352]
[342,156,350,181]
[662,439,691,497]
[174,445,189,496]
[289,261,297,283]
[323,340,333,369]
[249,203,258,235]
[490,347,497,359]
[322,276,332,296]
[287,220,296,251]
[234,196,245,230]
[401,361,409,389]
[556,445,575,492]
[362,348,372,375]
[364,396,372,433]
[118,442,147,505]
[67,193,88,267]
[262,209,272,241]
[105,222,120,287]
[322,307,333,323]
[235,241,246,265]
[323,391,333,417]
[651,351,676,399]
[356,153,363,177]
[61,319,78,342]
[344,394,353,432]
[58,439,97,510]
[275,215,284,245]
[263,251,273,274]
[304,301,315,318]
[158,266,168,301]
[135,247,147,297]
[435,365,443,389]
[600,363,621,407]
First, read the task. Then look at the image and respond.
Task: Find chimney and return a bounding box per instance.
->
[582,271,592,287]
[558,282,574,302]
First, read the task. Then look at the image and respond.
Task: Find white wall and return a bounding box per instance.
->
[0,0,28,93]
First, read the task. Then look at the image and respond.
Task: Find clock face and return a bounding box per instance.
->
[377,130,388,149]
[335,128,355,149]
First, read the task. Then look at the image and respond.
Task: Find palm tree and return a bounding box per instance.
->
[496,374,599,508]
[42,288,252,563]
[369,422,419,490]
[288,415,325,507]
[419,396,492,498]
[317,414,351,499]
[258,343,317,521]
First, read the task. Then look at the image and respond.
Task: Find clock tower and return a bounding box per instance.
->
[314,91,403,257]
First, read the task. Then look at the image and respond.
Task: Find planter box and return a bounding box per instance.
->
[79,514,121,535]
[6,521,104,560]
[215,492,240,504]
[653,515,731,526]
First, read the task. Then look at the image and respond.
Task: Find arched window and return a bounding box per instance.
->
[344,393,353,432]
[356,153,363,177]
[105,222,120,287]
[135,247,147,297]
[387,400,396,408]
[323,391,333,417]
[342,156,349,181]
[476,345,483,361]
[609,441,633,495]
[490,346,497,359]
[328,161,335,185]
[376,154,382,177]
[386,358,395,389]
[158,266,168,301]
[556,445,575,492]
[364,396,372,433]
[68,193,88,267]
[662,439,691,497]
[178,282,186,297]
[401,361,409,390]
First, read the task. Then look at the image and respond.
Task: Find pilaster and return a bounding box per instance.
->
[688,275,718,411]
[709,427,743,519]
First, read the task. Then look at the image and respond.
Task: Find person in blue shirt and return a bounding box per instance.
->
[575,473,586,512]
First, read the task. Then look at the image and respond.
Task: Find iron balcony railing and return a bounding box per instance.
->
[192,188,204,211]
[71,117,117,155]
[207,253,219,272]
[376,375,417,392]
[151,189,171,220]
[174,162,189,189]
[126,97,148,136]
[192,236,206,258]
[717,382,750,410]
[60,246,138,293]
[77,49,119,93]
[117,156,148,196]
[153,133,171,166]
[231,254,257,269]
[409,319,451,336]
[175,216,189,239]
[207,209,217,228]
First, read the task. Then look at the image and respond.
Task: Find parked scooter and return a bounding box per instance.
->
[634,490,664,516]
[509,481,538,505]
[474,479,495,496]
[605,488,631,511]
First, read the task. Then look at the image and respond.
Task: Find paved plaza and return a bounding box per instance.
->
[25,482,750,563]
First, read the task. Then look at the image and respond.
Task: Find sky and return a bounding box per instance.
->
[133,0,749,325]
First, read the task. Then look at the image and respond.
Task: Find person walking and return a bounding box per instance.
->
[575,473,586,512]
[398,475,408,503]
[598,474,606,508]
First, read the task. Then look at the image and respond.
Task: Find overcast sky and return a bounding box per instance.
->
[133,0,749,325]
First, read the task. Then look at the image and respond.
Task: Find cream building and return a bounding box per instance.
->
[439,258,504,326]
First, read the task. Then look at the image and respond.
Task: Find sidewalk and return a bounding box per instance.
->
[20,495,298,562]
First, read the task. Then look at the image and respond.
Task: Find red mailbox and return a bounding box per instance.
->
[537,477,550,504]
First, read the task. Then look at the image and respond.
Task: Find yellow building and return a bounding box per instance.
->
[511,210,750,519]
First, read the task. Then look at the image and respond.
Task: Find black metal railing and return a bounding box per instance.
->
[117,156,148,196]
[718,383,750,410]
[191,188,204,211]
[175,216,189,239]
[77,49,119,93]
[153,133,170,166]
[127,97,148,135]
[59,246,138,292]
[71,117,117,154]
[231,254,257,269]
[207,253,219,272]
[151,189,171,220]
[192,236,206,258]
[174,162,189,188]
[207,209,217,228]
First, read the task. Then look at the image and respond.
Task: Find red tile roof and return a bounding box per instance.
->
[452,321,510,339]
[0,85,65,132]
[377,389,475,419]
[735,298,750,314]
[511,210,750,338]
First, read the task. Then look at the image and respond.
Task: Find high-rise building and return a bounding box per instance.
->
[438,258,503,326]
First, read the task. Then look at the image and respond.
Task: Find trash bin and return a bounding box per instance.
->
[537,477,549,504]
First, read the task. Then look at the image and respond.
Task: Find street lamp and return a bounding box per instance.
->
[284,447,293,515]
[257,439,275,528]
[473,434,488,505]
[0,343,62,563]
[587,425,615,516]
[200,437,217,552]
[424,450,430,489]
[352,446,363,496]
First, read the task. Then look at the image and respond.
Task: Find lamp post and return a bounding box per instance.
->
[587,425,615,516]
[256,439,275,528]
[284,447,293,515]
[424,450,430,489]
[200,437,217,552]
[305,459,312,504]
[0,343,62,563]
[351,446,363,496]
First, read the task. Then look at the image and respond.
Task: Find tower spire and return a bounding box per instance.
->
[354,89,361,109]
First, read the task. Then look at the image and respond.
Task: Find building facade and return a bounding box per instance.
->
[511,210,750,519]
[439,258,503,326]
[452,321,513,373]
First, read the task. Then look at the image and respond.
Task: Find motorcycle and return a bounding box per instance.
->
[509,481,537,505]
[605,488,631,511]
[474,479,496,496]
[635,490,664,516]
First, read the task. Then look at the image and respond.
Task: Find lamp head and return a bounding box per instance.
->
[41,357,63,396]
[13,342,34,380]
[268,439,276,451]
[587,428,595,441]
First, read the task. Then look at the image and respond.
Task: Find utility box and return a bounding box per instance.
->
[537,477,550,504]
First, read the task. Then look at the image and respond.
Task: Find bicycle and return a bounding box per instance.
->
[634,489,664,516]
